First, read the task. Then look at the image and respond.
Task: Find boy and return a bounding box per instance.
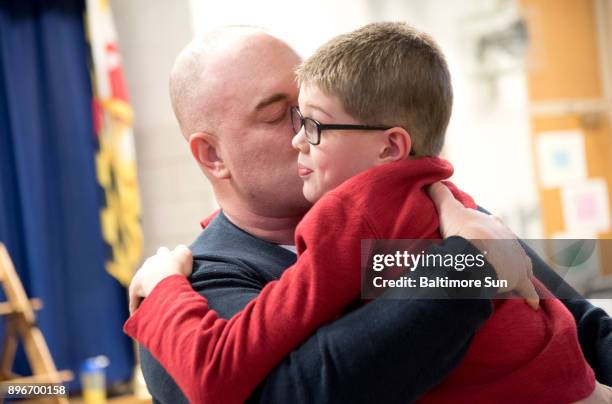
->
[125,23,598,403]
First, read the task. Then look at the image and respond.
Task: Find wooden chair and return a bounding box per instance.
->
[0,244,72,403]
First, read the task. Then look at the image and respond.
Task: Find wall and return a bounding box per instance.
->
[109,0,217,258]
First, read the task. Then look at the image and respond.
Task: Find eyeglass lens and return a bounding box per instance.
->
[291,108,319,144]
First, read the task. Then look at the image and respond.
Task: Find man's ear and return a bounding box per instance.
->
[188,132,231,179]
[379,127,412,163]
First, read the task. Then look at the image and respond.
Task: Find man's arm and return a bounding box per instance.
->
[522,240,612,385]
[466,203,612,383]
[430,182,611,385]
[251,237,497,403]
[138,236,494,404]
[138,239,612,404]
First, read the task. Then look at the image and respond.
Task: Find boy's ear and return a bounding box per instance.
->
[188,132,231,179]
[379,127,412,163]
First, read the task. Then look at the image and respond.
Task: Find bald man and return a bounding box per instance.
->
[138,27,612,403]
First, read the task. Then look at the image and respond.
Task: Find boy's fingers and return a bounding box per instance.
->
[174,244,192,258]
[129,295,144,315]
[515,277,540,311]
[128,279,141,315]
[129,295,142,315]
[173,244,193,275]
[157,246,170,255]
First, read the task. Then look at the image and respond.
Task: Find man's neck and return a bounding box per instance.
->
[222,208,302,245]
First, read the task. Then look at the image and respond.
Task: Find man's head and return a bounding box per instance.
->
[169,27,311,223]
[291,22,453,202]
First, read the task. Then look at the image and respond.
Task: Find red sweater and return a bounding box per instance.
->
[124,157,594,403]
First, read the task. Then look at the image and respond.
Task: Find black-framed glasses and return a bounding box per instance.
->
[290,106,391,146]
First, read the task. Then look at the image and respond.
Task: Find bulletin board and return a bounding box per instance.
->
[520,0,612,275]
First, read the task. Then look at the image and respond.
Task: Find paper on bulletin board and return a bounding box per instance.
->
[561,178,610,233]
[536,130,587,188]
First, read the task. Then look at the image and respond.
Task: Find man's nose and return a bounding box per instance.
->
[291,129,309,153]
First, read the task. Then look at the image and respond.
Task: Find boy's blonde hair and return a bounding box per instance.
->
[296,22,452,156]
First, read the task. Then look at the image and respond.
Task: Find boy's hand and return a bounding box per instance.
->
[128,245,193,314]
[428,182,540,310]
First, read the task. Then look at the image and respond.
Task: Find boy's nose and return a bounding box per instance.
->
[291,129,310,153]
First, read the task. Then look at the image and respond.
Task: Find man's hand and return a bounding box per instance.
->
[575,382,612,404]
[128,245,193,314]
[428,182,539,310]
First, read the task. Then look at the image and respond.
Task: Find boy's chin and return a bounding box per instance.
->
[302,186,323,204]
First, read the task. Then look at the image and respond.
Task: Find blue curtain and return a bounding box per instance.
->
[0,0,134,388]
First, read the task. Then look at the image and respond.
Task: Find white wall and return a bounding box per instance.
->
[110,0,217,258]
[188,0,374,58]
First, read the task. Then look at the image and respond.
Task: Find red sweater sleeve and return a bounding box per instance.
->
[123,195,376,404]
